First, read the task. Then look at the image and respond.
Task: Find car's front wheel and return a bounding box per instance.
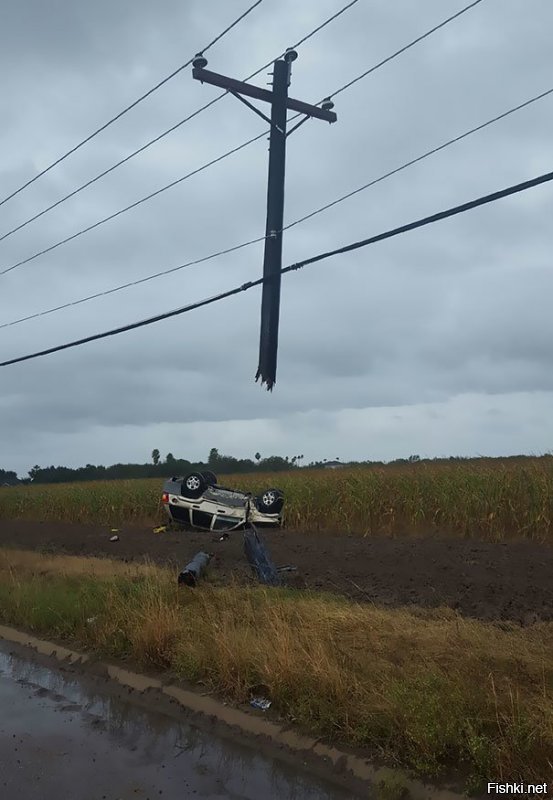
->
[181,472,207,499]
[201,470,217,486]
[257,488,284,513]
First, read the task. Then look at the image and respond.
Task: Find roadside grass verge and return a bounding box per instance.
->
[1,458,553,540]
[0,549,552,793]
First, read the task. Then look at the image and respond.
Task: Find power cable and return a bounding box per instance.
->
[0,0,360,244]
[0,0,263,209]
[327,0,484,101]
[0,132,267,277]
[2,86,550,329]
[0,0,482,274]
[0,235,266,328]
[2,167,551,367]
[285,87,553,230]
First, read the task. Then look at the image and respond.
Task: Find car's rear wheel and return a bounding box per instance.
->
[201,470,217,486]
[257,488,284,513]
[181,472,207,499]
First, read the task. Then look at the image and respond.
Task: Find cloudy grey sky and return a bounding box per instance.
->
[1,0,552,476]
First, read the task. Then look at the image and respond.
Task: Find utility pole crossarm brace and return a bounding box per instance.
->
[192,51,337,391]
[228,90,274,127]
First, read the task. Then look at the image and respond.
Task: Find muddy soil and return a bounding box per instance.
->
[0,519,551,624]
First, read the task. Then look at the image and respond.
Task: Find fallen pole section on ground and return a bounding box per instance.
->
[243,525,280,586]
[178,552,212,587]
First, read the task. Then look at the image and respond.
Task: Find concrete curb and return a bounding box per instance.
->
[0,623,465,800]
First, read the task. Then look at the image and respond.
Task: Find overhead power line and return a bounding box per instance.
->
[2,168,551,368]
[328,0,484,100]
[285,86,553,230]
[0,235,266,329]
[2,85,550,330]
[0,0,482,274]
[0,0,264,209]
[0,0,360,244]
[0,131,268,277]
[286,0,360,49]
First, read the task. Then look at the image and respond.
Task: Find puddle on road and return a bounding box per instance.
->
[0,642,358,800]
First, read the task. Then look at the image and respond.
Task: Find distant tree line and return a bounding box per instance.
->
[1,448,306,485]
[0,451,551,486]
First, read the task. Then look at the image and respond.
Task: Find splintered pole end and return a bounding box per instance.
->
[255,370,275,392]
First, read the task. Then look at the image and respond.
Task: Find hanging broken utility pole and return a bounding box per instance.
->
[192,50,337,391]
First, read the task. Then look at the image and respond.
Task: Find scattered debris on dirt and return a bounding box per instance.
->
[3,519,553,623]
[109,534,119,542]
[250,697,272,711]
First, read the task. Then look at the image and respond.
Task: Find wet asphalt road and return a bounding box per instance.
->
[0,643,357,800]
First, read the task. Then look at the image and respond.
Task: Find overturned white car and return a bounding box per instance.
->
[161,472,284,532]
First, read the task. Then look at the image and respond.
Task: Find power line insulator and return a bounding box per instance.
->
[193,53,208,69]
[284,48,298,63]
[321,97,334,112]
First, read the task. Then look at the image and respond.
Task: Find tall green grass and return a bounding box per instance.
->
[1,458,552,540]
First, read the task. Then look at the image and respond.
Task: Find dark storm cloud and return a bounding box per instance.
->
[1,0,552,473]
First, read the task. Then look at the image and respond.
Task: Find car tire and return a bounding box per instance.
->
[201,470,217,486]
[257,488,284,513]
[181,472,207,499]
